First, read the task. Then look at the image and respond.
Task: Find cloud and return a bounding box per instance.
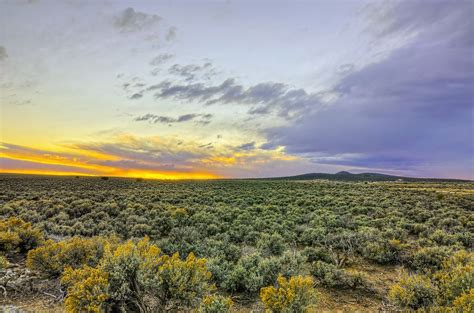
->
[1,135,310,179]
[134,113,213,125]
[1,138,217,178]
[363,0,468,40]
[0,158,96,175]
[130,93,143,100]
[235,142,256,151]
[148,78,323,120]
[199,142,213,149]
[0,46,7,60]
[176,113,198,122]
[168,62,217,81]
[114,7,162,32]
[77,139,205,170]
[264,0,474,179]
[13,99,33,106]
[166,26,177,41]
[150,53,174,66]
[336,63,354,75]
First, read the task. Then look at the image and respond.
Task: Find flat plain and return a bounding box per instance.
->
[1,175,472,311]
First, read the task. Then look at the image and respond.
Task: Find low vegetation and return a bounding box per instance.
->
[0,175,472,311]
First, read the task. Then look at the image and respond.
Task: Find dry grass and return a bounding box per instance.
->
[1,298,63,313]
[314,262,400,312]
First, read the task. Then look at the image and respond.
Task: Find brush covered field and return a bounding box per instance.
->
[0,175,473,312]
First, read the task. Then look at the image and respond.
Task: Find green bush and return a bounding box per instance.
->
[302,246,332,264]
[261,251,307,284]
[222,254,264,293]
[206,258,234,287]
[428,229,458,246]
[257,233,285,256]
[410,246,450,273]
[362,239,409,264]
[310,261,365,289]
[199,239,241,262]
[222,250,307,294]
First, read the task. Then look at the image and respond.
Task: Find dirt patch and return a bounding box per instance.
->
[1,259,64,313]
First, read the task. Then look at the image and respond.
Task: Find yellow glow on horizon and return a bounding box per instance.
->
[0,168,220,180]
[0,134,300,180]
[109,169,221,180]
[0,168,96,177]
[0,143,221,180]
[0,151,112,173]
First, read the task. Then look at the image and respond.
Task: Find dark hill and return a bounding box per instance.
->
[267,171,470,182]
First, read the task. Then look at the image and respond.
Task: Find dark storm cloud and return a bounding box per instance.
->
[0,46,8,60]
[150,78,322,120]
[134,113,213,125]
[114,7,162,32]
[265,0,474,178]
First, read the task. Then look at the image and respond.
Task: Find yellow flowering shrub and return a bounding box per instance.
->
[388,272,436,310]
[61,237,213,312]
[389,250,473,312]
[100,236,162,311]
[61,265,109,313]
[260,275,317,313]
[152,252,212,311]
[0,217,44,253]
[0,255,8,270]
[199,295,233,313]
[434,250,473,307]
[27,236,110,277]
[451,288,474,312]
[0,230,20,253]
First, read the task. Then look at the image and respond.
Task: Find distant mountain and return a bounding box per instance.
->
[267,171,471,182]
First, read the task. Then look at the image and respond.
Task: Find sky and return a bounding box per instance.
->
[0,0,473,179]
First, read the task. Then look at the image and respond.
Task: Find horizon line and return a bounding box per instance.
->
[0,171,471,182]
